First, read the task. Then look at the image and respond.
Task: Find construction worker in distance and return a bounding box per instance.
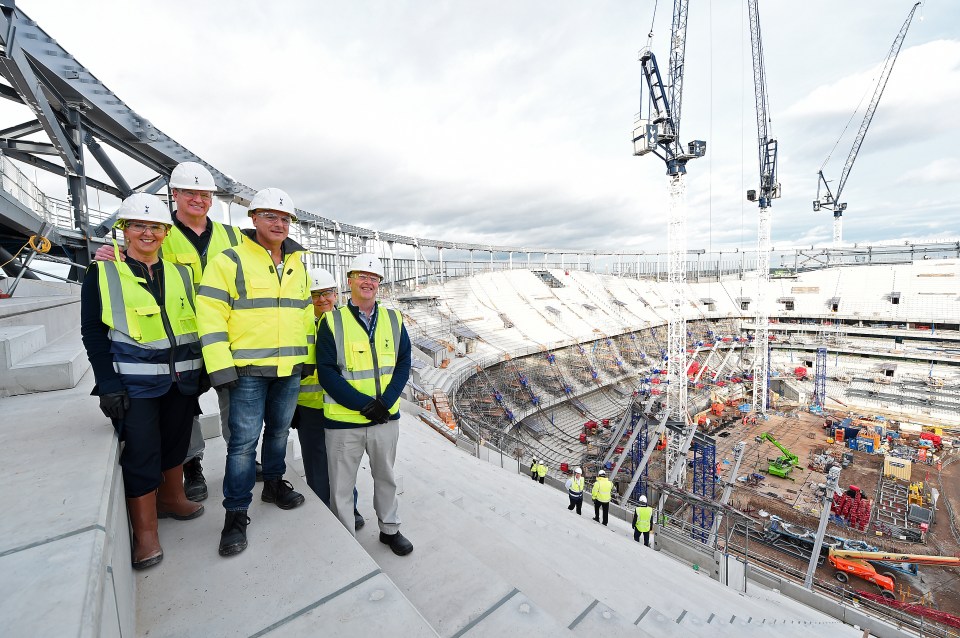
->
[316,253,414,556]
[592,469,613,526]
[565,467,584,515]
[80,193,205,570]
[94,161,243,504]
[197,187,313,557]
[633,495,654,546]
[536,459,548,484]
[295,267,365,530]
[530,458,539,481]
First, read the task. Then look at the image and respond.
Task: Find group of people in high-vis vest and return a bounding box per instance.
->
[529,458,548,483]
[565,466,654,544]
[81,162,413,569]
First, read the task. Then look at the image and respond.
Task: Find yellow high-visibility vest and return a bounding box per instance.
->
[592,477,613,503]
[160,219,242,288]
[536,462,548,478]
[298,317,324,409]
[96,249,202,397]
[635,505,654,532]
[322,305,402,424]
[568,477,584,497]
[196,237,313,386]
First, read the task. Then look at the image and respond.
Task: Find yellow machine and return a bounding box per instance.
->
[908,482,924,507]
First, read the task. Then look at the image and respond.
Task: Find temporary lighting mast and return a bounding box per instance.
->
[814,2,920,247]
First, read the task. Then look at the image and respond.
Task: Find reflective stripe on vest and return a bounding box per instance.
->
[298,318,325,409]
[160,221,242,288]
[635,506,653,532]
[322,305,403,424]
[568,477,584,497]
[98,257,202,397]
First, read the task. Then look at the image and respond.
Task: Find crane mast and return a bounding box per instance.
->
[747,0,779,416]
[632,0,705,491]
[814,2,919,247]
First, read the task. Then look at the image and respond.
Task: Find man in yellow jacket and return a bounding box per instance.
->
[633,494,654,546]
[591,469,613,526]
[197,187,314,557]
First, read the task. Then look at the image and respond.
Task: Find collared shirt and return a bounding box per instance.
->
[173,212,213,257]
[348,300,377,336]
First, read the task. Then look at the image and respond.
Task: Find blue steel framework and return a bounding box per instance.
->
[691,441,716,542]
[626,408,650,503]
[813,347,828,410]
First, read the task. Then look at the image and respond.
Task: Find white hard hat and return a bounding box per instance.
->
[169,162,216,191]
[114,193,172,227]
[308,267,337,292]
[598,470,606,476]
[248,187,297,221]
[574,467,582,474]
[639,495,648,504]
[349,253,385,279]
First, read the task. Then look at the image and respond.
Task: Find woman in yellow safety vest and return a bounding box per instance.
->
[80,193,205,571]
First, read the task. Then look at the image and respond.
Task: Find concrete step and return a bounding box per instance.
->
[5,327,88,395]
[139,434,438,638]
[0,324,46,368]
[0,292,81,343]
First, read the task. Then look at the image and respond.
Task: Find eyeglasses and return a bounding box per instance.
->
[176,189,212,202]
[350,272,381,283]
[311,290,337,299]
[255,212,292,226]
[125,222,168,234]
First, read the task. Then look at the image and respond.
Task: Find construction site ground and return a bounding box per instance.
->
[701,407,960,617]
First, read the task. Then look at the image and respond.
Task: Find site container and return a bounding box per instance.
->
[883,456,912,481]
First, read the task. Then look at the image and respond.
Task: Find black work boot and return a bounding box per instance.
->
[379,531,414,556]
[354,509,365,531]
[261,478,305,510]
[219,510,249,557]
[183,457,208,502]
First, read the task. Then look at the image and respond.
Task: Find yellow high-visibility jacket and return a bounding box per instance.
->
[592,477,613,503]
[196,232,313,387]
[298,316,325,409]
[536,462,548,478]
[160,218,243,288]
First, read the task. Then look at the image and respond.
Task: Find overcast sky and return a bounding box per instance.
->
[8,0,959,254]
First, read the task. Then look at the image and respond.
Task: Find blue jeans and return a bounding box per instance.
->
[223,375,300,511]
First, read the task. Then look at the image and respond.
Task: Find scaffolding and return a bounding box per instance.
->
[813,347,828,409]
[691,441,717,543]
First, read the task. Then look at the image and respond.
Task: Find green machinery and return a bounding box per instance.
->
[755,433,799,479]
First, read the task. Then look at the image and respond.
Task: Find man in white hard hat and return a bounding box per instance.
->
[294,268,366,530]
[591,469,613,526]
[565,467,585,515]
[197,188,313,557]
[633,494,654,546]
[95,161,243,503]
[315,253,414,555]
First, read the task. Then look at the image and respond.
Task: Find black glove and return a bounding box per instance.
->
[290,409,301,430]
[99,391,130,421]
[197,373,211,396]
[300,364,316,379]
[214,379,239,392]
[373,398,392,423]
[360,399,390,424]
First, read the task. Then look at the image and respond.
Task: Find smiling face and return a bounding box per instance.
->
[348,270,381,306]
[311,288,337,317]
[250,209,291,247]
[171,188,213,224]
[122,221,169,262]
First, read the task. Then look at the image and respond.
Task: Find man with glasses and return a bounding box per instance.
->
[316,253,414,556]
[95,162,243,504]
[197,188,313,557]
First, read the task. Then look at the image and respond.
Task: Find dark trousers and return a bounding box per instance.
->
[567,496,582,514]
[634,529,650,546]
[538,476,545,484]
[531,471,537,480]
[594,501,609,525]
[117,385,196,498]
[296,405,330,506]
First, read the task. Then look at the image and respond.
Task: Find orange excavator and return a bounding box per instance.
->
[828,548,960,598]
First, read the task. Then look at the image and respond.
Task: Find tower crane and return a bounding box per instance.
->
[631,0,706,493]
[746,0,779,416]
[814,2,920,247]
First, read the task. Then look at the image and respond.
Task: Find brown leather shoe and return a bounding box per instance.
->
[127,492,163,570]
[157,465,204,520]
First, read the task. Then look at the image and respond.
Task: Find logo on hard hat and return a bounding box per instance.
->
[279,197,284,205]
[144,204,150,212]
